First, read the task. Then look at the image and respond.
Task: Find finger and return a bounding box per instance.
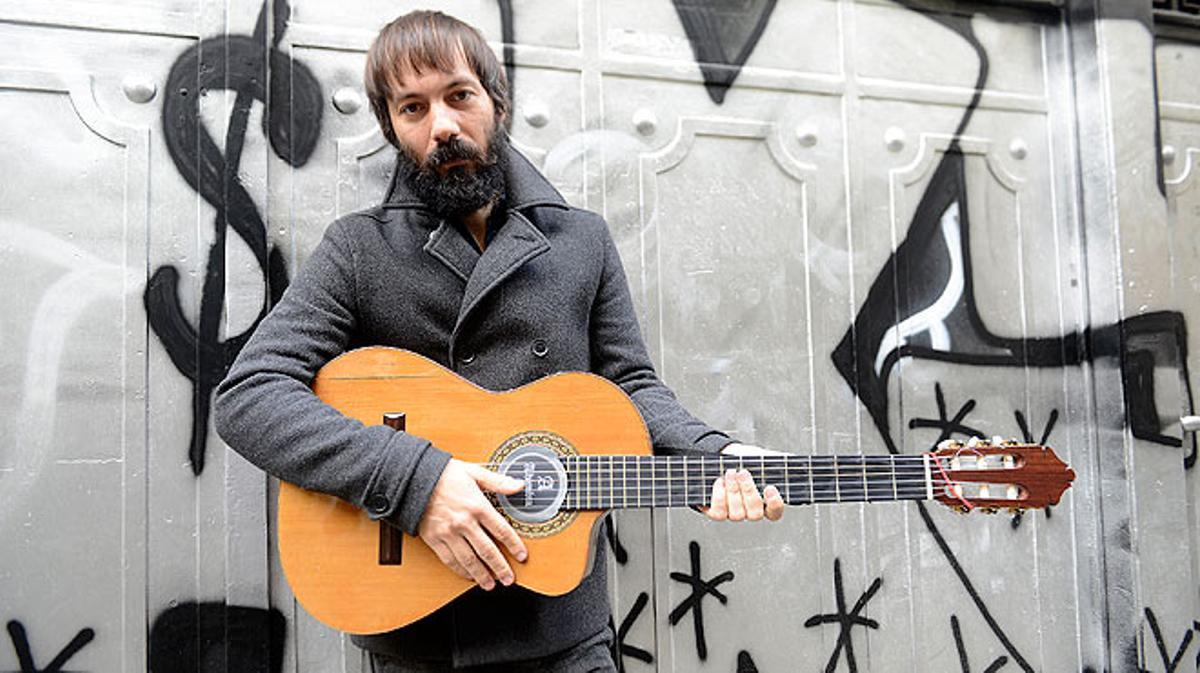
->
[467,464,525,494]
[431,540,471,582]
[464,524,514,586]
[448,538,495,590]
[480,506,528,562]
[764,485,785,522]
[739,469,765,522]
[724,470,745,521]
[707,474,728,521]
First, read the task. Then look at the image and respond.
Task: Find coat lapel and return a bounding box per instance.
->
[382,145,570,354]
[422,220,478,283]
[451,209,549,342]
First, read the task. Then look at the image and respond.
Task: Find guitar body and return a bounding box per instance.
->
[277,347,651,635]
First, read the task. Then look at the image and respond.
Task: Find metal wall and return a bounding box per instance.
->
[1,0,1198,671]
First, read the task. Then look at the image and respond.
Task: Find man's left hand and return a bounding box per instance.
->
[703,443,785,522]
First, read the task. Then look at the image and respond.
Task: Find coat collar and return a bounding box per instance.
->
[399,145,563,357]
[382,143,569,212]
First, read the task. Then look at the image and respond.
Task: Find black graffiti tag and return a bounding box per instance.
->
[803,558,882,673]
[146,0,322,474]
[5,621,94,673]
[669,540,735,661]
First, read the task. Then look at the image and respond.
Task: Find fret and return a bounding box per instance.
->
[890,454,898,502]
[666,456,673,507]
[635,456,641,508]
[860,456,869,502]
[835,453,844,501]
[682,456,690,507]
[807,455,816,505]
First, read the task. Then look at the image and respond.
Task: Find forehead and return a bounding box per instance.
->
[388,48,481,98]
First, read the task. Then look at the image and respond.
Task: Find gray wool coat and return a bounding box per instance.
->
[213,146,731,667]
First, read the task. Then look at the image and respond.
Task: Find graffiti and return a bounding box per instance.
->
[4,620,94,673]
[611,592,653,673]
[736,650,759,673]
[145,0,322,474]
[668,541,735,661]
[803,558,882,673]
[952,614,1009,673]
[907,382,985,441]
[1138,608,1195,673]
[671,0,777,104]
[823,4,1195,672]
[604,514,629,565]
[148,601,285,673]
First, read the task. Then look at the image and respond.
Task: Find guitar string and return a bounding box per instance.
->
[491,474,985,508]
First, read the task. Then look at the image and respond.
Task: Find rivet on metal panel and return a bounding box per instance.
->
[884,127,905,153]
[632,108,657,136]
[1009,139,1028,160]
[523,99,550,128]
[122,76,158,104]
[332,87,363,114]
[796,124,818,148]
[1162,145,1177,165]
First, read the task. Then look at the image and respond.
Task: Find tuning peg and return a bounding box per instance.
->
[1001,438,1020,446]
[981,506,1000,515]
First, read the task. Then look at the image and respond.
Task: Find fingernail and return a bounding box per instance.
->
[516,550,527,562]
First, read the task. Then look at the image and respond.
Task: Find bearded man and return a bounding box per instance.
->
[214,10,783,672]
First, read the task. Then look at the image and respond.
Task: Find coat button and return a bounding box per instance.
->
[531,339,548,358]
[460,352,476,365]
[366,494,389,514]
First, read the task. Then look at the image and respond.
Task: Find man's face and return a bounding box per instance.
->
[386,52,509,221]
[387,53,497,168]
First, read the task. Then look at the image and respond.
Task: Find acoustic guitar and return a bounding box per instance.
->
[278,347,1075,634]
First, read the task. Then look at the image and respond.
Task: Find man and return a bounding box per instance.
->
[214,10,783,672]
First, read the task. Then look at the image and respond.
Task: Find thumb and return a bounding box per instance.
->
[467,464,525,494]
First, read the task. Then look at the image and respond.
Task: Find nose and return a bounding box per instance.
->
[429,101,461,145]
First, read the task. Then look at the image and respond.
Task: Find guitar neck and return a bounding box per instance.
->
[560,454,935,510]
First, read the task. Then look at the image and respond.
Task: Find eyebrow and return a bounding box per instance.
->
[393,77,479,102]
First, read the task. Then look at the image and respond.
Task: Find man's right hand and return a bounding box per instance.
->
[416,459,527,591]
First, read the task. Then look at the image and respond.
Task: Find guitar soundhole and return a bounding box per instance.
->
[496,445,568,523]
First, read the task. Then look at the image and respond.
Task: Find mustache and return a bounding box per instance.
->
[425,137,488,171]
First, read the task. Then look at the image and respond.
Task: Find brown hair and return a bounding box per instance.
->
[364,10,510,148]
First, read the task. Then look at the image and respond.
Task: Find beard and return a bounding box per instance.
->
[396,126,508,221]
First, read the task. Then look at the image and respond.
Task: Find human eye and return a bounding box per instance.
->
[449,89,474,103]
[397,101,424,116]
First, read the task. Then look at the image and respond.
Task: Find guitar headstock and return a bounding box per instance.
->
[927,438,1075,514]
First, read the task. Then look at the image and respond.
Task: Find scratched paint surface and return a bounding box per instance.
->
[0,1,1198,672]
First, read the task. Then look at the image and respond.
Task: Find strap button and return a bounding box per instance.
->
[531,339,549,358]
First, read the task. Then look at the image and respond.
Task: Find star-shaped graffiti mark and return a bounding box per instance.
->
[952,614,1009,673]
[669,541,734,661]
[612,591,653,672]
[908,383,985,443]
[5,620,94,673]
[1138,608,1194,673]
[1011,408,1059,529]
[804,558,883,673]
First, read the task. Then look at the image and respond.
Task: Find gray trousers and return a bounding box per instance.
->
[369,628,616,673]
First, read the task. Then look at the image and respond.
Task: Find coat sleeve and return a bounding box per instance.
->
[212,218,451,535]
[587,222,732,454]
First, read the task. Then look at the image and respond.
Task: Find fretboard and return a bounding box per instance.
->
[560,454,933,510]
